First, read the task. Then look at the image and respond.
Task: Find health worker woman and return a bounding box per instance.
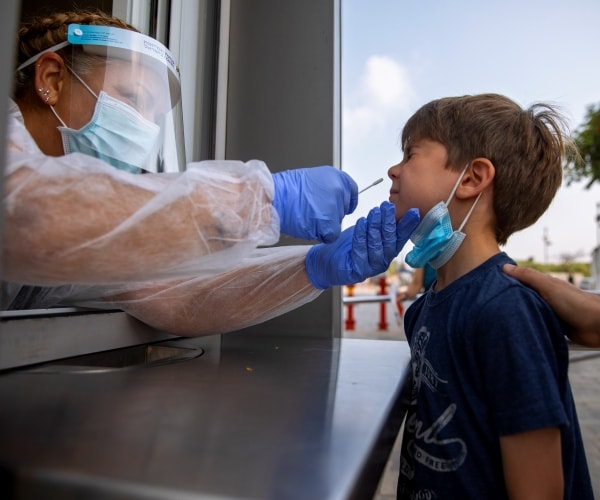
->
[4,10,420,335]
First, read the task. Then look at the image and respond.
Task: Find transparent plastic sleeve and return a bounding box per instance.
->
[2,102,325,333]
[64,246,322,336]
[4,103,279,285]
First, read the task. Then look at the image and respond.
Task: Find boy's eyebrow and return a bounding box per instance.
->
[403,138,424,153]
[408,137,432,148]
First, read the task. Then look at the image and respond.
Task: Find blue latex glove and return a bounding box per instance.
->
[305,203,420,290]
[272,166,359,243]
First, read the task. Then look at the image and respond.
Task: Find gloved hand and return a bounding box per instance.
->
[305,203,420,289]
[272,166,359,243]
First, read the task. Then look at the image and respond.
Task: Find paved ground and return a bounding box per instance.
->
[342,284,600,499]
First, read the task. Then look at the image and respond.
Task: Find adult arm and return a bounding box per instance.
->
[500,427,563,500]
[4,108,359,287]
[503,264,600,347]
[70,247,320,336]
[69,204,419,336]
[4,155,278,285]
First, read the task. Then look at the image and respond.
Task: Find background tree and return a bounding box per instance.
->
[565,103,600,187]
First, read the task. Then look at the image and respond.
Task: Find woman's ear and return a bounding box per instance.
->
[456,158,495,199]
[33,52,67,107]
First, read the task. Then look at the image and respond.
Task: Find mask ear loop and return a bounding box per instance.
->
[457,192,482,232]
[446,162,483,232]
[49,66,99,128]
[49,105,68,127]
[445,163,471,206]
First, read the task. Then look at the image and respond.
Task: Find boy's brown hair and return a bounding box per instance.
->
[401,93,576,244]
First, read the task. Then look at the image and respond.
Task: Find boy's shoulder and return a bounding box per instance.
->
[437,253,532,303]
[470,253,531,300]
[418,253,560,328]
[410,253,559,318]
[462,254,566,341]
[464,253,557,316]
[405,253,566,350]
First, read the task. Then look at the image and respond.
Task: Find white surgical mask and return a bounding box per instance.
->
[406,164,482,269]
[51,69,160,174]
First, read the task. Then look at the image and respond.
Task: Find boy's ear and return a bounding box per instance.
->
[33,52,67,107]
[457,158,494,199]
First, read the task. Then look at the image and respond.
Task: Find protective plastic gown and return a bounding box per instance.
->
[2,100,322,334]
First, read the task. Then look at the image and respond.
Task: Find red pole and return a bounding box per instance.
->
[345,285,356,330]
[378,277,388,331]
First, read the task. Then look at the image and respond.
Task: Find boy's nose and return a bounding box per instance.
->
[388,162,401,179]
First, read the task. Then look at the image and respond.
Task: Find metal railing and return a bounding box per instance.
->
[343,281,600,352]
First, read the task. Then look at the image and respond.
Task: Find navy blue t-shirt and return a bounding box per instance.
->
[398,253,593,499]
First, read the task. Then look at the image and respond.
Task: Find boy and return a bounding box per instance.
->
[388,94,593,499]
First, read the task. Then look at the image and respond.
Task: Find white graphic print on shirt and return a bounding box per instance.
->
[401,326,467,481]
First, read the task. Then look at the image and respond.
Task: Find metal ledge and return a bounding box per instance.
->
[0,309,181,371]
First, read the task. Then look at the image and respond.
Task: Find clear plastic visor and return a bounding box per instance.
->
[33,25,185,173]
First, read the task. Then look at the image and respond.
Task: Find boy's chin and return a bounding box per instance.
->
[394,207,409,222]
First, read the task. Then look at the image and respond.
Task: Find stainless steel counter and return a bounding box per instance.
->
[0,334,411,499]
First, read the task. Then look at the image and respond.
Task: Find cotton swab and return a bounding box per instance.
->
[358,177,384,194]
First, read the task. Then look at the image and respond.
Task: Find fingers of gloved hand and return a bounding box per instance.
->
[304,244,329,290]
[305,206,418,290]
[339,170,359,216]
[380,202,399,262]
[365,207,386,271]
[395,208,421,253]
[313,167,359,243]
[272,166,359,243]
[305,207,394,290]
[312,166,359,216]
[305,226,355,290]
[362,203,398,274]
[354,203,398,276]
[350,216,369,277]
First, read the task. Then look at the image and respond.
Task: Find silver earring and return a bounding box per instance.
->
[39,88,51,102]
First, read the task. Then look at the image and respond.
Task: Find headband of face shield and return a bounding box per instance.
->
[17,24,186,173]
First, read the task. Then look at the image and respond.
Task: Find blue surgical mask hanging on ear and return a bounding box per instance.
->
[50,68,160,174]
[406,164,482,269]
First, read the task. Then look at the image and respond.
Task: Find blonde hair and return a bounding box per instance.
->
[401,94,578,244]
[14,10,138,100]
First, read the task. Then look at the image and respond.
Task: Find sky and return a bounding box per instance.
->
[341,0,600,265]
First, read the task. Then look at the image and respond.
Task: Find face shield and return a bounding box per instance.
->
[19,24,185,173]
